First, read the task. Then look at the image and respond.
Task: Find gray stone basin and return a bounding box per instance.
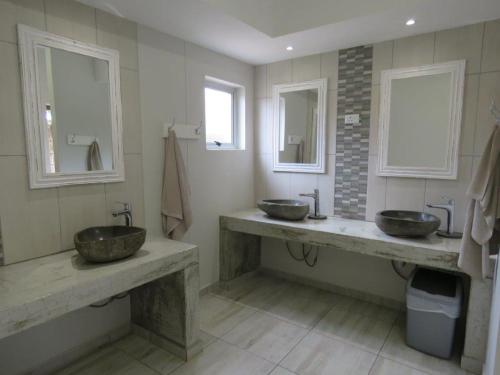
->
[375,210,440,238]
[257,199,310,221]
[74,226,146,263]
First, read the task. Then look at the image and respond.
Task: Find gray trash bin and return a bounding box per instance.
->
[406,268,463,359]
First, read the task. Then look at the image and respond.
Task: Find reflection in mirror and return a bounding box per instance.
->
[278,89,318,164]
[36,46,113,173]
[273,78,327,173]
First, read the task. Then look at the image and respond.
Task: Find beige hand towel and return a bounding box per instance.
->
[87,141,103,171]
[458,125,500,278]
[161,130,192,240]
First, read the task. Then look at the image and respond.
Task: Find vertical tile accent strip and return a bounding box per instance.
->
[334,46,373,219]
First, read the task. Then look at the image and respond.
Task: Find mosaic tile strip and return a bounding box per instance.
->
[334,45,372,220]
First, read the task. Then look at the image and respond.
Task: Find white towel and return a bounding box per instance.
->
[458,125,500,278]
[161,130,192,240]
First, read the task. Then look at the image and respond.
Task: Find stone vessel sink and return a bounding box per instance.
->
[375,210,440,238]
[74,226,146,263]
[257,199,309,221]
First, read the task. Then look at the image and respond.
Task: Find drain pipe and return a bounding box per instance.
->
[285,241,319,267]
[391,260,417,280]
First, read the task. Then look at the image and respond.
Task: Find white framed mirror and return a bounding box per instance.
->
[377,60,465,180]
[18,25,124,189]
[273,78,327,173]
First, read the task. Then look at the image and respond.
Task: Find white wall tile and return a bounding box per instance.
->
[105,154,145,227]
[255,153,268,202]
[372,41,393,85]
[0,42,25,156]
[434,23,484,74]
[475,72,500,155]
[0,156,61,264]
[320,51,339,90]
[97,10,138,70]
[267,60,292,98]
[365,155,386,221]
[45,0,97,44]
[265,155,291,199]
[58,185,106,250]
[369,84,380,156]
[385,177,426,211]
[255,65,268,99]
[121,68,143,155]
[393,33,435,68]
[327,90,338,155]
[290,173,318,204]
[424,156,473,231]
[481,19,500,73]
[317,155,335,216]
[0,0,45,43]
[292,54,321,82]
[460,74,479,156]
[255,98,272,155]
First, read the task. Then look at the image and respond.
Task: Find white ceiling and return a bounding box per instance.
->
[79,0,500,65]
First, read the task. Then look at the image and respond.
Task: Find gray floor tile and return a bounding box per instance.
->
[369,357,430,375]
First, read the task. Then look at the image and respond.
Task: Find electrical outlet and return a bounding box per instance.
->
[344,114,360,124]
[288,135,303,145]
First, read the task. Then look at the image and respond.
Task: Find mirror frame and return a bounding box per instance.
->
[272,78,327,173]
[18,24,125,189]
[377,60,465,180]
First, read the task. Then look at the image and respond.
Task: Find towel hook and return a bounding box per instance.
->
[195,120,203,135]
[168,117,176,131]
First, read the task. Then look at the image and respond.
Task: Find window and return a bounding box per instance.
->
[204,78,244,149]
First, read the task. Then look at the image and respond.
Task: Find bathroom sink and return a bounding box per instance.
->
[375,210,440,238]
[74,226,146,263]
[257,199,309,221]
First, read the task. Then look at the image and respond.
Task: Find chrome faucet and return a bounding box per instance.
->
[426,197,461,238]
[112,202,133,226]
[299,189,327,220]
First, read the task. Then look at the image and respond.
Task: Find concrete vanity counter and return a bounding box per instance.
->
[220,209,492,373]
[0,238,201,359]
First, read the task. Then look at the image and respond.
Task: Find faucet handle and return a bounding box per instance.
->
[114,201,131,211]
[441,196,454,205]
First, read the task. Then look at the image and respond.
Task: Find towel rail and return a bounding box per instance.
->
[163,118,203,139]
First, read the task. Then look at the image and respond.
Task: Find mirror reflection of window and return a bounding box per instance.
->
[278,89,319,165]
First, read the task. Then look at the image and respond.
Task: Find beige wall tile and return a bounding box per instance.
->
[105,154,145,227]
[385,177,425,211]
[0,0,45,44]
[267,60,292,97]
[425,156,473,231]
[292,54,321,82]
[255,65,268,99]
[475,72,500,155]
[393,33,435,68]
[372,41,393,85]
[45,0,97,44]
[481,19,500,73]
[327,90,338,155]
[369,84,380,156]
[58,185,106,250]
[97,10,138,70]
[121,68,143,154]
[435,23,484,74]
[320,51,339,89]
[460,74,479,155]
[366,155,386,221]
[0,156,61,264]
[0,42,25,156]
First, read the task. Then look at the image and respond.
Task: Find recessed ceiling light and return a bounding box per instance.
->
[406,18,416,26]
[286,46,293,51]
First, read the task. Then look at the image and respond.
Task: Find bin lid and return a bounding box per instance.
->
[411,268,458,297]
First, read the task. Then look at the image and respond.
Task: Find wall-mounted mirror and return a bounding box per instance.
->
[18,25,124,189]
[273,78,327,173]
[377,60,465,179]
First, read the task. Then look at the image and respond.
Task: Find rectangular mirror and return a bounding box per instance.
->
[18,25,124,188]
[377,60,465,179]
[273,78,327,173]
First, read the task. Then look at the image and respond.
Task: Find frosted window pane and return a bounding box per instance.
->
[205,87,233,144]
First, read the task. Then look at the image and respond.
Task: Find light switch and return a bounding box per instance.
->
[344,114,360,124]
[288,135,303,145]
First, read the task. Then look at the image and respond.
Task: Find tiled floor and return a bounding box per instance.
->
[57,273,470,375]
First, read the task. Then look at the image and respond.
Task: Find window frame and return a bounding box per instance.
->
[204,78,240,150]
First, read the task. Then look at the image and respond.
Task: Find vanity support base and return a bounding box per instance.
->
[220,224,261,281]
[130,264,201,360]
[461,277,493,374]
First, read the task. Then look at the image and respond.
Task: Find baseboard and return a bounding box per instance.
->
[33,323,130,375]
[259,267,405,311]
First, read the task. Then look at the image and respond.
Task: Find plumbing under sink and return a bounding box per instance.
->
[74,226,146,263]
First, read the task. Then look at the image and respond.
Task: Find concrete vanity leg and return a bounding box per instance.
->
[220,227,261,282]
[461,277,493,374]
[130,263,201,360]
